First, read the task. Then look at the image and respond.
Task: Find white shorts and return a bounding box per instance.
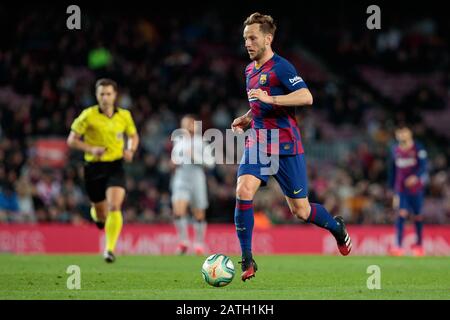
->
[171,168,209,210]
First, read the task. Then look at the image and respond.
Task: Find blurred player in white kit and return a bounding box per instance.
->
[170,114,215,255]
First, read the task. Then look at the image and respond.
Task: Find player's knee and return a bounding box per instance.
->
[95,207,108,220]
[173,209,185,217]
[236,184,255,200]
[195,216,205,223]
[172,201,188,217]
[291,204,311,221]
[193,211,205,221]
[399,210,408,218]
[108,203,122,212]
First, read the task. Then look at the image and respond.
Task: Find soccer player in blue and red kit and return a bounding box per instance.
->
[388,126,428,256]
[231,13,352,282]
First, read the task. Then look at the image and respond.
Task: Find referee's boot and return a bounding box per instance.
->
[104,250,116,263]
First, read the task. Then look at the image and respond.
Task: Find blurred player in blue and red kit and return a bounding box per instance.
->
[388,126,428,256]
[231,13,352,282]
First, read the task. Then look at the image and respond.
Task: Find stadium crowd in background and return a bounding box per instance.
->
[0,5,449,225]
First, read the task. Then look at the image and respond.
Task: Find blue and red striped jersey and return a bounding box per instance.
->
[388,141,428,194]
[245,53,308,155]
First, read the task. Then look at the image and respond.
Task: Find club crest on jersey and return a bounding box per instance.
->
[259,73,268,85]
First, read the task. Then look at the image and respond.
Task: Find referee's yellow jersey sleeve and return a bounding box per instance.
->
[70,109,90,135]
[124,110,137,136]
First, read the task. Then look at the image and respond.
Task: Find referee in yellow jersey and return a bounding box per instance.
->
[67,78,139,263]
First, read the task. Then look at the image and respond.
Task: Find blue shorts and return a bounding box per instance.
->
[237,149,308,198]
[398,192,424,215]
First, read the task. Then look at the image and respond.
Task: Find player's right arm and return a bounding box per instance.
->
[67,109,105,157]
[231,109,252,133]
[67,131,105,156]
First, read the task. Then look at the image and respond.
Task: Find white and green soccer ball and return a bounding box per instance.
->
[201,254,235,287]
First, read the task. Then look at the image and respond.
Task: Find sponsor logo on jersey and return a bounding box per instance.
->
[289,76,303,86]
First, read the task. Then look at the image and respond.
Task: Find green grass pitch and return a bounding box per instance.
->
[0,254,449,300]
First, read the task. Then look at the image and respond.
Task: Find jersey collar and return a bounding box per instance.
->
[254,52,276,70]
[97,105,118,118]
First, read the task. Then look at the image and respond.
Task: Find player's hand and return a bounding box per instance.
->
[89,146,106,157]
[123,149,135,162]
[248,89,273,104]
[231,114,252,134]
[405,175,419,188]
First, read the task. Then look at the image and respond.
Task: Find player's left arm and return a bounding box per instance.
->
[405,144,428,187]
[123,111,139,162]
[247,60,313,107]
[248,87,313,107]
[124,133,139,162]
[273,88,313,106]
[416,144,428,184]
[201,142,216,169]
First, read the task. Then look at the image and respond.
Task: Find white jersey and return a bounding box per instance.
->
[170,133,215,209]
[171,134,215,170]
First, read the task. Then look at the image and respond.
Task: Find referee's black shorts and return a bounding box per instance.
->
[83,159,126,203]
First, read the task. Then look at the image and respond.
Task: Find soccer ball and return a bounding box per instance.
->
[201,254,235,287]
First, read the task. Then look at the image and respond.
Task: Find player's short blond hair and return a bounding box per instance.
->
[243,12,277,36]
